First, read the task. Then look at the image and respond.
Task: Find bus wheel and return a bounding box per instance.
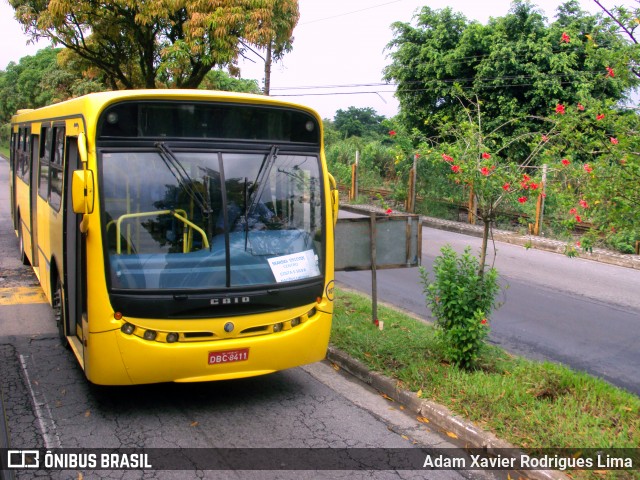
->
[53,277,70,349]
[18,223,30,266]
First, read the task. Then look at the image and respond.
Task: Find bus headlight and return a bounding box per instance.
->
[166,332,179,343]
[121,323,135,335]
[273,323,283,333]
[291,318,300,327]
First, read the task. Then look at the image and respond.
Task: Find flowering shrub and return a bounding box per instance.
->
[419,246,500,370]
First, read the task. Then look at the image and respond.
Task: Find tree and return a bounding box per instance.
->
[9,0,299,89]
[0,47,100,124]
[333,106,388,139]
[198,70,261,94]
[384,0,638,164]
[543,99,640,254]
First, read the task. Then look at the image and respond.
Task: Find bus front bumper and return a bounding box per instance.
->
[84,311,332,385]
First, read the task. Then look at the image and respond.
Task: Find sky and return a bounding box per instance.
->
[0,0,627,119]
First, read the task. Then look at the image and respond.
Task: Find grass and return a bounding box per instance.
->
[331,287,640,479]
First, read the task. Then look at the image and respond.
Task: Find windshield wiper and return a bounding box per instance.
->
[244,145,279,250]
[246,145,279,221]
[155,142,211,217]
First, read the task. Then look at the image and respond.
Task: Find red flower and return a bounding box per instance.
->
[451,165,461,173]
[561,158,570,166]
[520,180,530,190]
[606,66,615,77]
[518,196,528,204]
[481,318,488,325]
[610,137,619,145]
[385,208,393,215]
[556,104,566,114]
[579,199,589,208]
[389,130,396,136]
[561,32,570,43]
[569,208,577,215]
[575,215,582,222]
[529,182,539,190]
[442,154,454,162]
[481,152,491,159]
[596,113,605,121]
[576,241,581,247]
[480,166,491,176]
[577,103,585,111]
[502,183,510,191]
[583,164,593,173]
[414,153,420,159]
[541,135,549,142]
[522,174,531,182]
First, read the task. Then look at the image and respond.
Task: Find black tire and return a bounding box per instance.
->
[53,277,70,349]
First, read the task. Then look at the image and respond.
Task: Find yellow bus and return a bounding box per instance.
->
[9,89,338,385]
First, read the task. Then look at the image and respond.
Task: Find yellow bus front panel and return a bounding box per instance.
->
[85,308,332,385]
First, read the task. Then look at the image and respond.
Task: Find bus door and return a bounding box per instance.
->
[29,134,40,267]
[9,131,16,228]
[63,137,87,347]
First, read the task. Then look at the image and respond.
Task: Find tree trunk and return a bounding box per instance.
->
[479,217,490,276]
[264,43,272,95]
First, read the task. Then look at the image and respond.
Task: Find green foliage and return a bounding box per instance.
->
[0,47,105,124]
[333,106,387,139]
[199,70,261,94]
[331,287,640,473]
[419,246,500,370]
[384,0,639,165]
[324,135,391,189]
[0,123,10,146]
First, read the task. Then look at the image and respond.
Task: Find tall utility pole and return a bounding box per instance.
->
[264,44,272,96]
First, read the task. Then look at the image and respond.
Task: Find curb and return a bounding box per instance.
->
[326,346,570,480]
[421,218,640,272]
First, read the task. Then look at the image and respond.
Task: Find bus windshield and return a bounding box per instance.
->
[101,147,324,290]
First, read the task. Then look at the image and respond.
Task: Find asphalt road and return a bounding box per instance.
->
[337,216,640,396]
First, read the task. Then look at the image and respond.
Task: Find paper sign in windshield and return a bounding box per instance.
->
[268,250,320,283]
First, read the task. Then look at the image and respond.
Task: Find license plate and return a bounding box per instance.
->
[208,348,249,365]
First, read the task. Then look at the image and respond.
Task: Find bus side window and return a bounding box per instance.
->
[38,127,51,200]
[49,126,65,211]
[25,135,38,186]
[17,129,24,180]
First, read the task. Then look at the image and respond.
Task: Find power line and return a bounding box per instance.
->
[269,70,610,94]
[301,1,405,25]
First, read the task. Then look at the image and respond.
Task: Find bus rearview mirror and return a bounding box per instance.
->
[72,169,95,215]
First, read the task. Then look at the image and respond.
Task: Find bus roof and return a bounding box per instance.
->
[10,89,321,125]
